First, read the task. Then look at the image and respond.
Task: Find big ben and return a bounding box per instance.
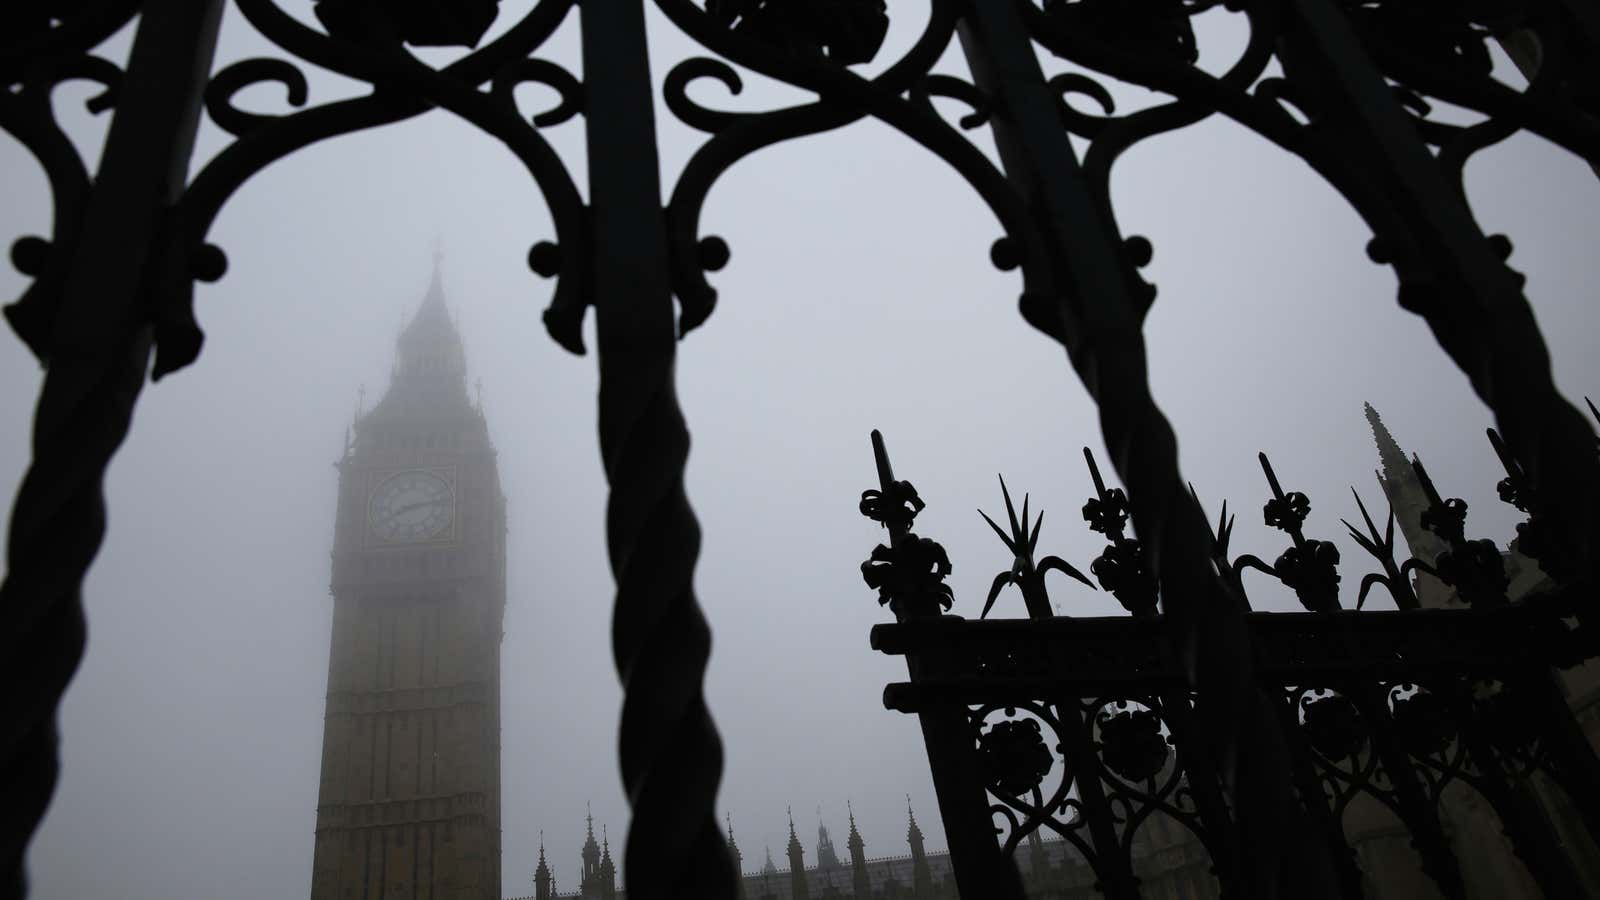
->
[310,263,505,899]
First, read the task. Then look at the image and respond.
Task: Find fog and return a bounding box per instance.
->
[3,4,1598,898]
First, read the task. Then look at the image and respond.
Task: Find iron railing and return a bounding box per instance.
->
[864,427,1600,898]
[3,1,1598,898]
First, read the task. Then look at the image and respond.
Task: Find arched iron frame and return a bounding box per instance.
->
[2,0,1598,897]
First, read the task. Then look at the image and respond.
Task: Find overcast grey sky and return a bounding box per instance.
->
[4,4,1598,899]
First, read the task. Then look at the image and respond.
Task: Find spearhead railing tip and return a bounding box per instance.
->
[1410,453,1443,506]
[1083,446,1107,497]
[871,429,894,490]
[1486,426,1521,478]
[1258,451,1285,499]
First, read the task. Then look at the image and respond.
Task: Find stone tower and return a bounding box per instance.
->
[309,263,506,899]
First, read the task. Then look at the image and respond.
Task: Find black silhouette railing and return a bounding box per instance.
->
[4,1,1599,897]
[863,428,1600,899]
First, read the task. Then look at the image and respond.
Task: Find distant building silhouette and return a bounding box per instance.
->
[310,262,507,900]
[508,802,1216,900]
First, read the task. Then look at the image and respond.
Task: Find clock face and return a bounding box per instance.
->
[369,470,455,543]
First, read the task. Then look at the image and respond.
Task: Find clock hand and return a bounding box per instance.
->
[390,499,442,517]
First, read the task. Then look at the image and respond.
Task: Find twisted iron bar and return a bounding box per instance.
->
[583,1,735,895]
[0,6,225,896]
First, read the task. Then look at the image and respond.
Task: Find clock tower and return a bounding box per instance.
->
[310,264,505,900]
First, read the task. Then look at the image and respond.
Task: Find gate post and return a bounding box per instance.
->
[0,4,224,894]
[577,2,736,896]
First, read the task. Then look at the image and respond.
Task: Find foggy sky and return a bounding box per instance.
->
[3,3,1598,898]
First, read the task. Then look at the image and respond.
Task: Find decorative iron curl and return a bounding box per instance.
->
[1288,686,1399,820]
[2,0,137,364]
[1027,0,1600,596]
[149,0,588,377]
[1,51,125,361]
[1344,0,1600,170]
[1023,0,1285,318]
[1087,695,1226,873]
[968,700,1101,868]
[653,0,1066,340]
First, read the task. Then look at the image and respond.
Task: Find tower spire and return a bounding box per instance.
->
[534,830,552,900]
[599,823,616,899]
[846,800,869,897]
[581,802,601,891]
[907,796,932,897]
[1363,403,1452,605]
[1365,402,1410,489]
[787,806,811,900]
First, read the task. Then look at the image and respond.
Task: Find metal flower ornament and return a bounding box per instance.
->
[1081,448,1157,617]
[977,475,1093,620]
[1235,453,1342,613]
[1413,455,1509,607]
[859,431,954,619]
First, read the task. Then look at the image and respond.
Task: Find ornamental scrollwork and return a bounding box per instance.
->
[969,702,1091,860]
[1288,686,1400,825]
[652,0,1064,341]
[1,2,136,362]
[1300,692,1368,762]
[1086,694,1223,883]
[979,717,1055,796]
[1096,704,1170,782]
[704,0,889,65]
[9,0,589,376]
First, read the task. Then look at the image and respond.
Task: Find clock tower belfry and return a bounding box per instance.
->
[310,264,505,900]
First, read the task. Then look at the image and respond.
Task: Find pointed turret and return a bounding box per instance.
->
[360,256,475,438]
[1364,403,1453,606]
[907,798,933,899]
[847,801,870,897]
[580,804,601,894]
[397,253,466,380]
[535,832,553,900]
[598,825,617,900]
[787,808,811,900]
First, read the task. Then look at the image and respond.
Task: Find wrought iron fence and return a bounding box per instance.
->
[863,426,1600,898]
[2,1,1598,898]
